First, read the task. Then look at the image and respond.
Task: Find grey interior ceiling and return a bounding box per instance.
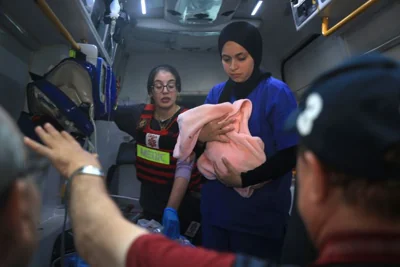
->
[123,0,393,62]
[0,0,391,67]
[126,0,261,51]
[123,0,314,61]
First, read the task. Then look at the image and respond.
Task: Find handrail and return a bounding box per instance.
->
[322,0,379,37]
[35,0,81,51]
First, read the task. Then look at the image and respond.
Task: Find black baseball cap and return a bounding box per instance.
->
[286,54,400,179]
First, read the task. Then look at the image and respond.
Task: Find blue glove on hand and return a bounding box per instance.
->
[162,207,180,240]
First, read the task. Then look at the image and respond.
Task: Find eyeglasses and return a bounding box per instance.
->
[152,81,177,93]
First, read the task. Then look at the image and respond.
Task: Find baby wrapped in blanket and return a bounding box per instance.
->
[173,99,267,198]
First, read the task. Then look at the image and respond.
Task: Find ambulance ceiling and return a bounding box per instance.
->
[120,0,317,68]
[0,0,315,67]
[0,0,392,68]
[121,0,395,62]
[123,0,265,52]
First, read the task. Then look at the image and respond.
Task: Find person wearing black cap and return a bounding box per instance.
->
[232,53,400,267]
[197,21,299,260]
[279,53,400,267]
[104,64,220,244]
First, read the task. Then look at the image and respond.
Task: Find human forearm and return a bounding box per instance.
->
[166,177,189,210]
[167,157,193,210]
[69,175,147,267]
[23,124,149,267]
[241,146,297,187]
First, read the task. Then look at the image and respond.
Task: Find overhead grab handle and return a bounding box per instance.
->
[34,0,81,51]
[322,0,379,37]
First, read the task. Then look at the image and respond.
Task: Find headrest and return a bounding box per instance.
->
[45,60,94,107]
[116,142,136,165]
[26,80,94,136]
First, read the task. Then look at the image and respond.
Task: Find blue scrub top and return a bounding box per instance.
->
[201,76,299,239]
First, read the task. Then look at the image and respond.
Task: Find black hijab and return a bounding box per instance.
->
[217,21,270,103]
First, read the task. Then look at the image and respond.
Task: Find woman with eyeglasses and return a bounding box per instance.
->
[108,64,232,245]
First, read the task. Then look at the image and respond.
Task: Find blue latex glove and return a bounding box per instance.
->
[162,207,180,240]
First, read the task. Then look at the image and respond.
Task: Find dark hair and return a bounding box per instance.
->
[146,64,182,95]
[218,21,263,67]
[297,143,400,221]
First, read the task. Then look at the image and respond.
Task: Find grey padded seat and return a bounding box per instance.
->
[107,141,141,199]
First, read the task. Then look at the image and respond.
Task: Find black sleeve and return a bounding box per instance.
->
[113,103,146,140]
[240,145,297,187]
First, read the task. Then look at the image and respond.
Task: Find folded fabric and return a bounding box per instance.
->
[173,99,267,197]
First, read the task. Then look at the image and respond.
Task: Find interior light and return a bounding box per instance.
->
[141,0,147,15]
[86,0,95,12]
[109,0,121,18]
[251,1,263,16]
[174,0,223,23]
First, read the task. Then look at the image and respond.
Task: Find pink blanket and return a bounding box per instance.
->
[173,99,267,198]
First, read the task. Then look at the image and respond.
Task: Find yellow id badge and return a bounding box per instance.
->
[137,144,170,165]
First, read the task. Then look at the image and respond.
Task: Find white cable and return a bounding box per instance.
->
[110,194,140,202]
[89,104,97,153]
[89,118,97,153]
[86,138,96,152]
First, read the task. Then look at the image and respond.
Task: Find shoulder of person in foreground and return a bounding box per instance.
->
[126,234,236,267]
[126,233,301,267]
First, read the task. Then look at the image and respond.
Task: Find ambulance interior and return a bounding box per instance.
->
[0,0,399,266]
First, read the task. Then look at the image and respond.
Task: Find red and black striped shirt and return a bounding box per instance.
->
[135,104,202,191]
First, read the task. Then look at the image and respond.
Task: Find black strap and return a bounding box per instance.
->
[241,146,297,187]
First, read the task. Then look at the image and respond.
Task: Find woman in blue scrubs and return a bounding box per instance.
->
[199,21,298,262]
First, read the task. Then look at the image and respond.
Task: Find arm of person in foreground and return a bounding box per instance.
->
[24,123,236,267]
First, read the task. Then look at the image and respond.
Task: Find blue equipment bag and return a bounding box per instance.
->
[25,57,117,137]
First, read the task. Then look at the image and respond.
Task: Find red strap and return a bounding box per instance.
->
[140,105,154,120]
[144,104,155,111]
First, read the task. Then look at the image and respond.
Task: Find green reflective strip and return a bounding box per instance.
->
[69,49,76,58]
[137,144,170,165]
